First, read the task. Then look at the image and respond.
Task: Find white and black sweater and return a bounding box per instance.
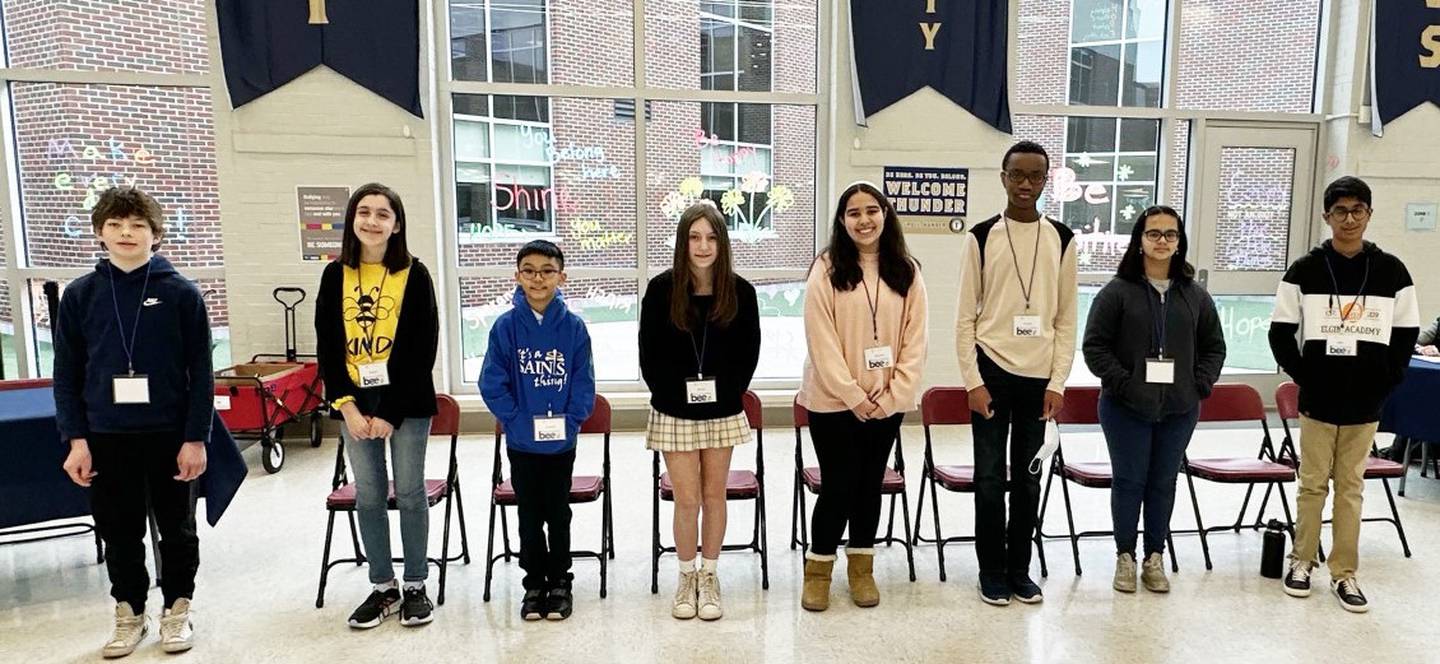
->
[1268,240,1420,424]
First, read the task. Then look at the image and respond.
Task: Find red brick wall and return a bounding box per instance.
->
[3,0,208,74]
[1212,147,1295,271]
[1176,0,1318,113]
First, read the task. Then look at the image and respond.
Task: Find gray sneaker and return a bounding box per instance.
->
[159,598,194,653]
[1141,553,1170,593]
[1113,553,1137,593]
[102,602,151,659]
[672,571,698,620]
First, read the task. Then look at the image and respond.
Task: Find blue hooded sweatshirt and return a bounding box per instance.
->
[52,255,214,443]
[479,287,596,454]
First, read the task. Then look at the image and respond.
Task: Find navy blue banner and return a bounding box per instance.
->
[1371,3,1440,136]
[850,0,1010,133]
[216,0,422,118]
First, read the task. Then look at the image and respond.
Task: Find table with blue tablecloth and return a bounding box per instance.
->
[1378,357,1440,495]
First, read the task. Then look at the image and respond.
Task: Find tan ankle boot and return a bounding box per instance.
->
[801,555,835,611]
[846,549,880,607]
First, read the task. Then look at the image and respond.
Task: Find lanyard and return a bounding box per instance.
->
[1322,253,1369,330]
[1147,285,1170,357]
[1004,218,1043,311]
[106,259,153,376]
[860,274,881,341]
[687,318,710,379]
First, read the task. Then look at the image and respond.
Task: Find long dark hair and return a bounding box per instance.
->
[822,182,916,295]
[1115,205,1194,282]
[670,202,737,331]
[339,182,412,273]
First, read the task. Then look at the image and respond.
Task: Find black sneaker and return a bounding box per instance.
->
[521,589,547,622]
[978,572,1011,606]
[545,581,574,621]
[399,586,434,626]
[1282,558,1313,598]
[347,587,401,629]
[1331,577,1369,613]
[1009,573,1044,604]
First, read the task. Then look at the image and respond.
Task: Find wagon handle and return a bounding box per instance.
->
[273,287,307,309]
[273,287,307,362]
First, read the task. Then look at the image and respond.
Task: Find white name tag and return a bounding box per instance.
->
[1013,315,1042,338]
[1326,337,1357,356]
[113,375,151,405]
[686,377,718,404]
[1145,358,1175,384]
[358,362,391,388]
[214,395,231,411]
[864,345,895,370]
[533,416,566,443]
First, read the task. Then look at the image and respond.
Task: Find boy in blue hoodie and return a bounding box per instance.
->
[480,239,596,621]
[54,187,213,658]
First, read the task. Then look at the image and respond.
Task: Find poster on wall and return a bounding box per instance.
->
[297,185,350,261]
[883,166,969,235]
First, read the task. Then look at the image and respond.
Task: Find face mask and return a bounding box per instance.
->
[1029,419,1061,475]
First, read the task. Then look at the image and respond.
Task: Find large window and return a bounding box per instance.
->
[441,0,820,390]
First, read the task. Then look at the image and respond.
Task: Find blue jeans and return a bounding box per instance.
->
[344,417,433,584]
[1098,396,1198,557]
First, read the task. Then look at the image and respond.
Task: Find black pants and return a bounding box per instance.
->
[88,430,199,612]
[507,448,576,590]
[807,410,902,556]
[971,352,1049,576]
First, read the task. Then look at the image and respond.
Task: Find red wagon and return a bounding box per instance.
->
[214,288,327,473]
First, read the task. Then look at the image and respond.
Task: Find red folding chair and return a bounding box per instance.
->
[1036,386,1177,575]
[483,394,613,601]
[1183,383,1296,570]
[315,394,470,608]
[789,396,916,582]
[650,390,769,593]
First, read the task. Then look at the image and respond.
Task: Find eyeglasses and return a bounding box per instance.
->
[1003,171,1048,185]
[518,268,560,280]
[1326,206,1371,221]
[1143,230,1181,242]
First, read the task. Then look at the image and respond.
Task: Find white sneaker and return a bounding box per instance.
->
[102,602,151,659]
[159,598,195,654]
[672,571,698,620]
[697,571,723,621]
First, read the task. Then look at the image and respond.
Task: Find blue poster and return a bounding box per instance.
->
[1371,3,1440,136]
[883,166,969,217]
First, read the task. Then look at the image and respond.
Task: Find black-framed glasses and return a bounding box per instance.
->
[518,267,560,280]
[1143,230,1181,242]
[1003,171,1047,185]
[1326,206,1371,221]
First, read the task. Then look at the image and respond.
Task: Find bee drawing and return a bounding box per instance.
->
[344,286,397,353]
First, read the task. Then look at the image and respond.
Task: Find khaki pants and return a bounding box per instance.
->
[1291,415,1376,579]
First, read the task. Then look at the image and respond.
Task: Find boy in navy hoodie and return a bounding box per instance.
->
[54,187,213,657]
[480,240,596,621]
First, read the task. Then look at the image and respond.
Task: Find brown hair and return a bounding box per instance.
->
[339,182,412,273]
[670,202,737,331]
[91,186,164,250]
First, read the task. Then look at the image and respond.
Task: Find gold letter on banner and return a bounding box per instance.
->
[919,22,941,50]
[308,0,329,24]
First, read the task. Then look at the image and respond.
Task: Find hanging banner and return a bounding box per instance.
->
[297,186,350,262]
[1371,3,1440,136]
[850,0,1011,133]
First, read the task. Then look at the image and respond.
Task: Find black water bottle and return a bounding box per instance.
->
[1260,519,1286,578]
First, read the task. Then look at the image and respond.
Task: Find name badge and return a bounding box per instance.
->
[113,374,151,405]
[686,377,718,404]
[1145,358,1175,384]
[358,362,391,388]
[1326,337,1357,357]
[1013,315,1042,338]
[864,345,895,370]
[214,395,232,411]
[533,416,567,443]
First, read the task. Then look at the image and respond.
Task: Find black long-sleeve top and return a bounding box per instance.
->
[639,270,761,420]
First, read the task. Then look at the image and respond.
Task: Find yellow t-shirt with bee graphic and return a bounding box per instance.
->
[342,262,410,386]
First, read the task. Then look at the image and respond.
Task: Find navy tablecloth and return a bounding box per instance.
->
[1379,358,1440,442]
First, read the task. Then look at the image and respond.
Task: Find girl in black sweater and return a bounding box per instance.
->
[640,201,761,621]
[314,183,440,629]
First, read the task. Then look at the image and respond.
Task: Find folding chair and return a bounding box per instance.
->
[315,394,470,608]
[651,390,769,593]
[1183,383,1296,570]
[1037,386,1177,576]
[910,386,1048,581]
[483,394,614,601]
[1257,382,1411,557]
[789,396,916,582]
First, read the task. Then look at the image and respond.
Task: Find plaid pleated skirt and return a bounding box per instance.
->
[644,409,753,452]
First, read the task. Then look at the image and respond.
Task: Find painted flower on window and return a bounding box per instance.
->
[739,170,771,194]
[660,173,795,242]
[661,191,690,219]
[678,176,704,198]
[769,185,795,212]
[720,189,745,215]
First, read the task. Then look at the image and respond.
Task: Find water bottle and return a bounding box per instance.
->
[1260,519,1286,578]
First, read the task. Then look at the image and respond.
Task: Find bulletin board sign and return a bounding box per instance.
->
[884,166,969,235]
[297,186,350,261]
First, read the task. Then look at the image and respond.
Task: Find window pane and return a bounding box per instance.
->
[460,276,638,383]
[455,119,491,161]
[1118,117,1158,151]
[1067,117,1117,154]
[1117,154,1156,182]
[25,279,58,377]
[647,102,816,270]
[1069,45,1122,106]
[194,278,232,369]
[13,83,220,269]
[648,0,816,94]
[453,96,637,268]
[1177,0,1319,112]
[751,278,805,379]
[701,102,736,142]
[491,0,547,84]
[0,274,12,379]
[2,0,209,74]
[1072,0,1124,42]
[1122,40,1163,107]
[1212,295,1278,373]
[737,103,772,145]
[1126,0,1166,39]
[1213,146,1294,271]
[494,94,549,122]
[449,1,488,81]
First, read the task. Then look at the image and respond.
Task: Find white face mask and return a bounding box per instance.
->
[1029,419,1061,475]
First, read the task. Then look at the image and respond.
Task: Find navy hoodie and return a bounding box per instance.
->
[479,287,596,454]
[52,256,214,442]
